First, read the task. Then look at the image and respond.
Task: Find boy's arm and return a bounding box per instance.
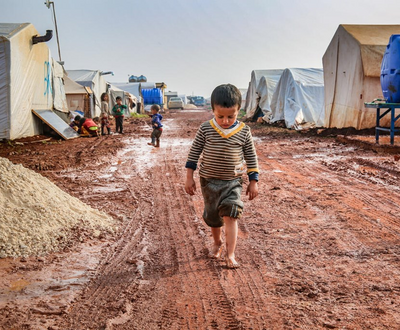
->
[243,129,259,200]
[186,127,205,164]
[246,180,258,200]
[185,168,196,195]
[184,126,205,195]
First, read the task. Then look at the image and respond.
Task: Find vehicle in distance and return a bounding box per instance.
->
[168,97,184,109]
[192,96,205,107]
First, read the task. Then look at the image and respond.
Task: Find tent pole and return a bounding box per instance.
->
[50,1,62,61]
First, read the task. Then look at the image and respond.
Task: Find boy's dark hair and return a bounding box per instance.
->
[74,115,81,121]
[101,92,108,101]
[151,104,160,112]
[211,84,241,110]
[116,96,122,101]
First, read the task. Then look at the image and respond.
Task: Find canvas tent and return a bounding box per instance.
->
[244,69,283,120]
[323,24,400,129]
[270,68,325,129]
[108,84,138,114]
[64,75,92,116]
[0,23,68,140]
[112,82,148,113]
[67,69,108,118]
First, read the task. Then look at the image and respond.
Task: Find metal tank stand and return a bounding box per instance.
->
[364,101,400,145]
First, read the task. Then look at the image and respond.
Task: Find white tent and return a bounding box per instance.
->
[0,23,68,140]
[270,68,325,129]
[323,24,400,129]
[244,69,283,119]
[112,82,143,104]
[112,83,143,113]
[108,84,138,114]
[67,69,108,118]
[238,88,247,110]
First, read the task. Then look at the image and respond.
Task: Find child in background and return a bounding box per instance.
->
[147,104,163,147]
[112,96,127,134]
[77,116,99,137]
[185,84,259,269]
[101,93,110,116]
[100,112,112,135]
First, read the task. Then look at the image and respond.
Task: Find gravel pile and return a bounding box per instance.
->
[0,157,115,258]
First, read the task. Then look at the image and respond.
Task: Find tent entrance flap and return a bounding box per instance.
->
[32,110,79,140]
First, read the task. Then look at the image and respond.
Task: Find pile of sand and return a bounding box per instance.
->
[0,157,115,258]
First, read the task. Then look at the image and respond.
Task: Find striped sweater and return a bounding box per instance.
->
[186,119,259,181]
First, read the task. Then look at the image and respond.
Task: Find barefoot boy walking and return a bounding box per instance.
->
[185,84,259,268]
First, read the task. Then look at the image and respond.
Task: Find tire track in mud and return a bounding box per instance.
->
[136,144,246,330]
[156,143,284,329]
[59,139,168,328]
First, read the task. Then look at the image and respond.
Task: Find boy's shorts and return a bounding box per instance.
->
[200,177,244,228]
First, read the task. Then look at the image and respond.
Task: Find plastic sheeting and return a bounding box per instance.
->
[244,69,283,119]
[0,23,57,139]
[270,68,324,129]
[52,59,68,113]
[323,25,400,129]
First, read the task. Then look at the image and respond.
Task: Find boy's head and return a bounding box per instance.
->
[116,96,122,105]
[74,115,81,124]
[151,104,160,114]
[211,84,241,111]
[211,84,241,129]
[101,112,107,118]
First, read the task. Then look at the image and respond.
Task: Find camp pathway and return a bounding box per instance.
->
[1,109,400,329]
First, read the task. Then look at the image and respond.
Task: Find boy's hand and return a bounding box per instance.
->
[246,180,258,200]
[154,123,158,127]
[185,178,196,195]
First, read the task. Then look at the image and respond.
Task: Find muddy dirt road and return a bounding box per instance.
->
[1,109,400,329]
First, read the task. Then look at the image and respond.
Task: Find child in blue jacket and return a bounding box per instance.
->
[148,104,163,147]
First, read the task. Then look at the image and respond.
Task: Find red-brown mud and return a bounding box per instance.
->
[1,109,400,329]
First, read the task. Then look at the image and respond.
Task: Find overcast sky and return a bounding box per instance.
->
[2,0,400,97]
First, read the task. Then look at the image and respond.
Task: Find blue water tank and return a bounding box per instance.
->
[381,34,400,103]
[142,88,162,105]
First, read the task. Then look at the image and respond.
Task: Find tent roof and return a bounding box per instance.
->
[64,75,88,95]
[67,70,99,84]
[285,68,324,85]
[0,23,29,38]
[337,25,400,77]
[342,24,400,46]
[251,69,284,84]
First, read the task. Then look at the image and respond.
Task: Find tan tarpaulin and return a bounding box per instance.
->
[323,24,400,129]
[64,75,90,113]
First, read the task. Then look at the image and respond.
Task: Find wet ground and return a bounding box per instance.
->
[1,109,400,329]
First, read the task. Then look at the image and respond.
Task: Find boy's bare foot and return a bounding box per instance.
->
[225,255,240,269]
[211,244,223,258]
